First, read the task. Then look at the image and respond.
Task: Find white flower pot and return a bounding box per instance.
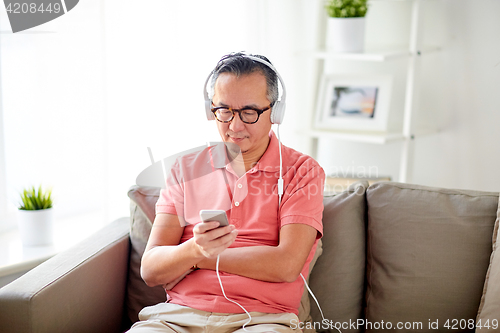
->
[17,208,54,246]
[326,17,366,53]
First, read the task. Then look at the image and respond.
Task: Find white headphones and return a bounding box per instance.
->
[203,54,287,124]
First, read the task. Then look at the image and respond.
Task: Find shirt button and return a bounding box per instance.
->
[235,202,240,206]
[237,184,243,189]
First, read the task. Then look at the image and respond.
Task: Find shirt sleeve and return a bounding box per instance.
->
[279,161,325,238]
[156,158,185,221]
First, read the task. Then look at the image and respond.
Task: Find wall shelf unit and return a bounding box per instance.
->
[301,130,405,145]
[303,0,440,183]
[312,44,440,62]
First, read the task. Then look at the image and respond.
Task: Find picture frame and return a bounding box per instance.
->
[314,74,393,132]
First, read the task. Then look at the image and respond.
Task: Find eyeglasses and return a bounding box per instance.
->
[211,103,273,124]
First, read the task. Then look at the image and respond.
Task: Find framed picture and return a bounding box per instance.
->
[314,74,393,132]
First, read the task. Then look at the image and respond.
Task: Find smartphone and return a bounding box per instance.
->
[199,210,229,227]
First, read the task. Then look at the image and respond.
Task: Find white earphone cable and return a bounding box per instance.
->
[300,273,342,333]
[300,273,325,321]
[277,125,284,206]
[216,254,252,331]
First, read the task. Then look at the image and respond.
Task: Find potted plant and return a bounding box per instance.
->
[17,185,54,246]
[325,0,369,53]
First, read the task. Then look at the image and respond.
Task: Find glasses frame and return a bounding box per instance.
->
[211,103,273,124]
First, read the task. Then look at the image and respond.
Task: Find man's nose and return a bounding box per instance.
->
[229,112,245,132]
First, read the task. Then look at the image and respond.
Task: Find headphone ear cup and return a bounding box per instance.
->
[270,101,285,124]
[205,99,215,120]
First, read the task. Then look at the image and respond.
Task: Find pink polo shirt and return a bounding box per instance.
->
[156,131,325,315]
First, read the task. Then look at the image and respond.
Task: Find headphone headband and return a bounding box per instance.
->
[203,54,286,124]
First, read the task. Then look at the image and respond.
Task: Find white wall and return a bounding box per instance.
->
[0,1,107,230]
[429,0,500,191]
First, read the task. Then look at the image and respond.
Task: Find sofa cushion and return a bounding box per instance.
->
[366,182,498,332]
[127,186,166,323]
[476,195,500,331]
[299,238,323,333]
[309,181,369,333]
[126,185,324,326]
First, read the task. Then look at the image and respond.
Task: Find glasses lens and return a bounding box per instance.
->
[215,108,233,122]
[240,109,258,123]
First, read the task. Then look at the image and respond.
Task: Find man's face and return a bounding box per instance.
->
[212,72,273,155]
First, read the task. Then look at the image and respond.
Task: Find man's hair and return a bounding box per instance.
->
[208,52,279,105]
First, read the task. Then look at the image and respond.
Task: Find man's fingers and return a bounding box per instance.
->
[196,228,238,259]
[195,223,235,239]
[195,226,235,248]
[194,221,220,233]
[202,235,238,258]
[211,225,236,240]
[211,228,237,246]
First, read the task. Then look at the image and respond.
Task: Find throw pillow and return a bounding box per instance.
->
[298,238,323,333]
[126,186,165,323]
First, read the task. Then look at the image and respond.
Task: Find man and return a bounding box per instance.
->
[129,53,325,332]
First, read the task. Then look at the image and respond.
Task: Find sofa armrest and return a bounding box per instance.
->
[0,217,130,333]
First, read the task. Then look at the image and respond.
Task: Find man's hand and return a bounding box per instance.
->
[193,222,238,259]
[196,223,318,283]
[141,214,238,287]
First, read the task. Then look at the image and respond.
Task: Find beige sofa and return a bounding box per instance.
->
[1,181,499,333]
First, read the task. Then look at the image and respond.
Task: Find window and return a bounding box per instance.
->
[0,1,275,228]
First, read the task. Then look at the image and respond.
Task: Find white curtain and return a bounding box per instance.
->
[0,0,318,226]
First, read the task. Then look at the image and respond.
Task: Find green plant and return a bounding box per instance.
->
[325,0,369,18]
[19,185,53,210]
